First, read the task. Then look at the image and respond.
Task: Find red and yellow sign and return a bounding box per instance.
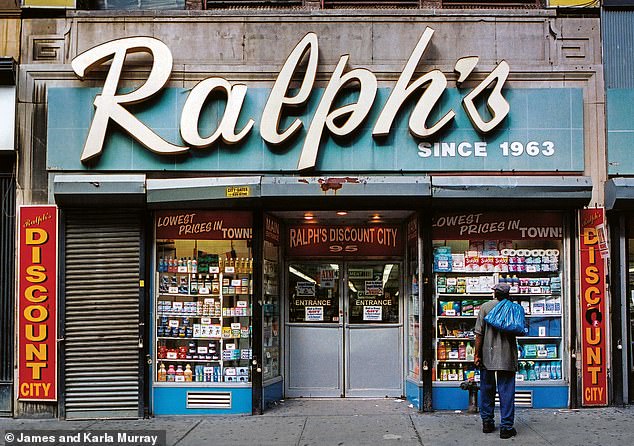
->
[156,211,252,240]
[579,208,608,406]
[18,205,58,401]
[287,225,402,257]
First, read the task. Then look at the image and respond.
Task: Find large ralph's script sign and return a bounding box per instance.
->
[47,28,584,173]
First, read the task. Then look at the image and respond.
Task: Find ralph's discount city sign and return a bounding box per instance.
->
[579,208,608,406]
[18,205,58,401]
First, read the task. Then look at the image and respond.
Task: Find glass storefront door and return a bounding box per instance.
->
[286,262,402,397]
[345,262,402,397]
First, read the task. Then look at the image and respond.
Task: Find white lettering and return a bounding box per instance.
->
[71,37,188,162]
[72,29,511,167]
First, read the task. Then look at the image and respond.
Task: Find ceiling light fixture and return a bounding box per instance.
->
[336,211,348,216]
[304,213,314,220]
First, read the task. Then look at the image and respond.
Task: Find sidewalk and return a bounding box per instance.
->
[2,399,633,446]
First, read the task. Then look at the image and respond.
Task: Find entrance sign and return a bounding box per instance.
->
[18,205,58,401]
[579,208,608,406]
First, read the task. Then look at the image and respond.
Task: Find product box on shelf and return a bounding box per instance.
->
[528,318,549,337]
[434,247,452,272]
[439,301,461,316]
[464,252,480,272]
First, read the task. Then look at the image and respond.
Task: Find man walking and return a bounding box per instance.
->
[474,282,518,439]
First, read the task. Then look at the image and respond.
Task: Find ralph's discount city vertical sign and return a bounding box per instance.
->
[579,208,608,406]
[18,205,58,401]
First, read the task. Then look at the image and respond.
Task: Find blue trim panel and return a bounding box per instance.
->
[263,380,284,410]
[433,385,568,410]
[48,87,584,173]
[406,379,423,409]
[433,386,470,410]
[153,386,252,415]
[516,385,568,409]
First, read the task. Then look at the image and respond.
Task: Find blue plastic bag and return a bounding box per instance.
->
[484,299,526,336]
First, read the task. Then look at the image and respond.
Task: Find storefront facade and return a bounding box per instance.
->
[15,10,605,417]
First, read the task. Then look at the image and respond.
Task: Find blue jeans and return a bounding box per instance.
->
[479,368,515,430]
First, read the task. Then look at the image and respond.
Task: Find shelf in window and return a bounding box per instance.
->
[156,313,221,318]
[157,336,222,341]
[436,359,474,363]
[437,315,477,319]
[156,358,221,363]
[518,358,561,361]
[437,293,493,297]
[525,314,562,317]
[437,337,474,341]
[517,336,561,340]
[159,293,221,297]
[512,293,560,297]
[435,270,560,275]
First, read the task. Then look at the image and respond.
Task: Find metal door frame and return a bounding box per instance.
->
[285,261,344,397]
[285,259,404,398]
[343,261,404,397]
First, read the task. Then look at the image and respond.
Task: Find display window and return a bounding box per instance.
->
[154,211,253,385]
[263,215,281,381]
[432,211,566,385]
[407,216,420,381]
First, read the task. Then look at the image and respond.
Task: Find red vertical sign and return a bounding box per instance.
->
[18,205,58,401]
[579,208,608,406]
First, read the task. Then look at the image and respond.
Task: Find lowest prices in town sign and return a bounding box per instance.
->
[579,208,608,406]
[18,205,58,401]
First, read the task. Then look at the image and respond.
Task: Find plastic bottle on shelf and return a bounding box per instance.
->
[176,365,184,380]
[168,257,174,273]
[458,342,466,360]
[192,258,198,274]
[187,258,192,273]
[518,362,526,380]
[157,363,167,382]
[184,364,193,382]
[458,363,464,381]
[526,361,537,381]
[438,341,447,360]
[555,362,562,380]
[439,364,447,381]
[465,342,474,361]
[167,364,176,382]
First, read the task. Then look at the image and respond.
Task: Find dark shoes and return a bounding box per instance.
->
[482,421,495,433]
[500,427,517,439]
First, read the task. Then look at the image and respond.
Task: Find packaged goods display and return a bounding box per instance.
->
[433,239,564,384]
[155,250,253,384]
[262,251,281,381]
